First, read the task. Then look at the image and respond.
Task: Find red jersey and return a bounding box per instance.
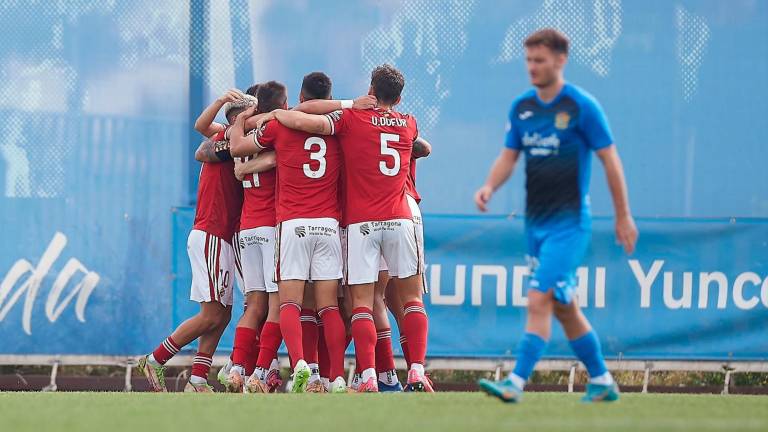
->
[256,121,341,223]
[324,108,418,225]
[405,157,421,203]
[238,149,277,230]
[193,131,244,240]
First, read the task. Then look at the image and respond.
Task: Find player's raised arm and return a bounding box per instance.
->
[474,148,520,212]
[195,133,233,163]
[194,88,246,137]
[292,95,377,114]
[234,152,276,181]
[271,109,332,135]
[413,136,432,159]
[230,107,267,157]
[596,145,638,255]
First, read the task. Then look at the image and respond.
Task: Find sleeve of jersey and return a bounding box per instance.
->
[254,122,276,150]
[580,96,614,150]
[323,110,345,135]
[503,104,522,150]
[212,129,232,161]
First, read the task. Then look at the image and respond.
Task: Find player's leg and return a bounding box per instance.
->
[385,277,409,367]
[374,265,401,391]
[247,292,282,393]
[228,291,267,391]
[185,303,232,392]
[315,280,346,393]
[301,285,324,392]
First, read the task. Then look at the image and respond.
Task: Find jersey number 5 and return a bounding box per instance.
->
[379,133,400,176]
[303,137,327,178]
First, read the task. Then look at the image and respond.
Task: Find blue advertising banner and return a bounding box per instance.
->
[168,211,768,361]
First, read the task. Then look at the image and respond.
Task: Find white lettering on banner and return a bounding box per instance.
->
[629,260,767,310]
[663,271,693,309]
[428,263,606,308]
[429,264,465,305]
[629,259,664,308]
[698,272,728,309]
[0,232,99,335]
[471,266,506,306]
[733,272,761,310]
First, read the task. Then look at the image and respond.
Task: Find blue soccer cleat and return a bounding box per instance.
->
[378,381,403,392]
[581,382,620,402]
[478,378,522,403]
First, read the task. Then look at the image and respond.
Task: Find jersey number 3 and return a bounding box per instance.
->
[303,137,327,178]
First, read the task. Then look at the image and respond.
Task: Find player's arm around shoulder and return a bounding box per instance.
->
[292,94,376,115]
[272,109,332,135]
[230,107,265,157]
[412,136,432,159]
[234,152,276,181]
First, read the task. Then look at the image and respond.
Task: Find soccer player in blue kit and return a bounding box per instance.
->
[474,28,638,403]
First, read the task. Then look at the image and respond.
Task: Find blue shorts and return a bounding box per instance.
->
[526,224,590,304]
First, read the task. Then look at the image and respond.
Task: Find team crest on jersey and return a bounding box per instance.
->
[359,223,371,236]
[555,111,570,130]
[295,226,306,238]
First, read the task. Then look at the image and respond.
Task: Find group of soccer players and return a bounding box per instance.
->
[138,64,433,394]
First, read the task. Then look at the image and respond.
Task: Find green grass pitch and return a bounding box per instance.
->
[1,392,766,432]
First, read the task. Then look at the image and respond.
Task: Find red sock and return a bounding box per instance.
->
[279,302,304,367]
[300,309,319,365]
[317,318,330,379]
[256,321,282,370]
[319,306,346,380]
[402,301,428,365]
[191,352,213,380]
[151,336,180,365]
[351,307,376,372]
[375,328,396,373]
[247,325,262,376]
[399,335,411,368]
[232,326,258,374]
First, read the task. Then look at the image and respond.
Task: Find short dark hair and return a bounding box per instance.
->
[301,72,332,100]
[256,81,287,113]
[245,84,260,97]
[524,28,569,55]
[370,64,405,105]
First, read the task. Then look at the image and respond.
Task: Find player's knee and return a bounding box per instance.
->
[527,294,553,318]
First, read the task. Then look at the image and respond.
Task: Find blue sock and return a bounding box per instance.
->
[569,330,608,378]
[512,333,548,381]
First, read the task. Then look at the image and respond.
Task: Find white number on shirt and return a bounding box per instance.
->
[303,137,327,178]
[379,133,400,176]
[239,157,260,188]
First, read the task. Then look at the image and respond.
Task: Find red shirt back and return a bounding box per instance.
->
[405,157,421,203]
[324,108,418,225]
[256,121,341,223]
[239,150,277,230]
[193,132,244,240]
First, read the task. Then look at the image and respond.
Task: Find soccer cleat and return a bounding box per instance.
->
[137,355,167,392]
[357,376,379,393]
[478,378,522,403]
[245,374,270,393]
[330,377,348,394]
[217,360,233,389]
[378,381,403,392]
[349,373,361,392]
[266,368,283,393]
[582,382,620,403]
[290,360,311,393]
[227,369,245,393]
[184,381,215,393]
[404,369,434,392]
[306,379,327,393]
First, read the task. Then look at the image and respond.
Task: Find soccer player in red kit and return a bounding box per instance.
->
[231,73,374,393]
[137,105,248,393]
[261,64,432,392]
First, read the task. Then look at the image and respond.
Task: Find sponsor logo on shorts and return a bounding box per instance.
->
[360,223,371,236]
[371,221,402,232]
[412,215,422,225]
[240,234,271,246]
[307,225,337,237]
[295,226,306,238]
[239,238,246,249]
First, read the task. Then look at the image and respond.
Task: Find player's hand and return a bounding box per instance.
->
[615,214,638,255]
[236,106,257,123]
[218,88,246,104]
[474,185,494,212]
[233,159,247,181]
[352,95,377,110]
[255,110,277,130]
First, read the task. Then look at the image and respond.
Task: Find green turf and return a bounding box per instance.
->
[1,392,766,432]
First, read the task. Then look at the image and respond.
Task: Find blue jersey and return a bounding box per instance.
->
[505,83,613,229]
